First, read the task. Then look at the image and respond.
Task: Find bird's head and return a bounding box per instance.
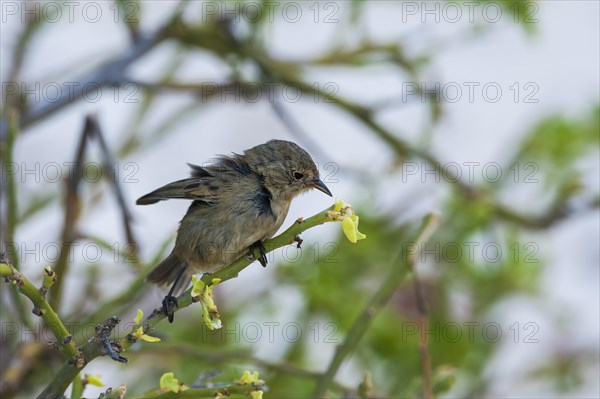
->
[246,140,332,200]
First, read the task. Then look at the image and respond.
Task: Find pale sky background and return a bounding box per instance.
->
[1,1,599,397]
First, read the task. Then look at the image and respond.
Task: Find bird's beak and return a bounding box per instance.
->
[309,178,332,196]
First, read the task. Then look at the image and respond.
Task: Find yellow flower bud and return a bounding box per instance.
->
[237,370,260,384]
[85,374,104,387]
[159,372,189,393]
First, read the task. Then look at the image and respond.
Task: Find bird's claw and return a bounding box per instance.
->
[249,241,268,267]
[162,295,178,323]
[293,235,303,249]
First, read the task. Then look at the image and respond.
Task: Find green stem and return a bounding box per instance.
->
[0,262,79,360]
[312,213,440,398]
[70,373,83,399]
[36,204,341,399]
[1,109,33,329]
[3,110,19,261]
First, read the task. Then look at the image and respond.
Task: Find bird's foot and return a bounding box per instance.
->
[293,235,303,249]
[162,295,178,323]
[249,241,268,267]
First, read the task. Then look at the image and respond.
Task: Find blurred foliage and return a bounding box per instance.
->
[517,107,600,181]
[1,1,599,398]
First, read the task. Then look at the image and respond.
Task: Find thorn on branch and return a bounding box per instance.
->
[3,266,24,288]
[32,307,45,316]
[126,332,136,343]
[68,349,85,368]
[98,384,127,399]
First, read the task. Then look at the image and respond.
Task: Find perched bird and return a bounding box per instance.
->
[137,139,332,322]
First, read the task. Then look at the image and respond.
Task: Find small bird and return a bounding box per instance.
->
[137,140,332,322]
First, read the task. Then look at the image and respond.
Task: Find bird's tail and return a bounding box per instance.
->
[147,252,190,294]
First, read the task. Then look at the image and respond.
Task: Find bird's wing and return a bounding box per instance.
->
[136,177,219,205]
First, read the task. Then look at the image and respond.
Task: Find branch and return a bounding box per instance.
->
[267,84,370,184]
[408,216,442,399]
[0,262,80,361]
[274,73,589,231]
[1,109,33,329]
[81,115,140,263]
[312,213,440,398]
[48,116,91,310]
[0,23,171,140]
[36,203,343,399]
[90,116,139,249]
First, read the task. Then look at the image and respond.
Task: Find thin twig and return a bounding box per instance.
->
[85,115,140,260]
[76,233,173,327]
[48,116,91,311]
[312,213,440,398]
[0,25,170,139]
[269,87,332,163]
[4,7,48,96]
[411,217,445,399]
[0,109,33,329]
[270,72,589,230]
[408,218,442,399]
[268,85,371,184]
[134,73,596,230]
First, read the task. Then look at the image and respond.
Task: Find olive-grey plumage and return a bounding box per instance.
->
[137,140,331,320]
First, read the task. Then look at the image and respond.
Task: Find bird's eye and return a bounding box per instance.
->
[293,171,304,180]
